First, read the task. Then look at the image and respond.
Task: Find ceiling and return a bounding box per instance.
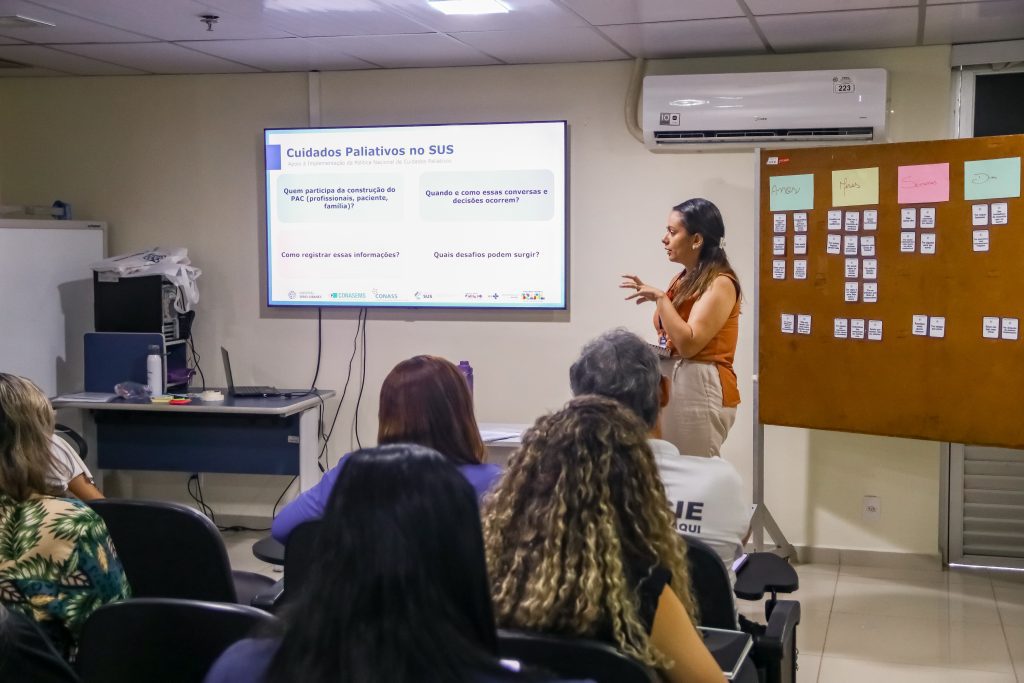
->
[0,0,1021,77]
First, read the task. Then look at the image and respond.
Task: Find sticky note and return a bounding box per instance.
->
[863,209,878,230]
[797,315,811,335]
[845,258,859,279]
[919,207,935,229]
[964,157,1021,201]
[834,318,849,338]
[793,234,807,255]
[773,235,786,255]
[770,174,815,211]
[1002,318,1019,341]
[827,234,841,254]
[843,235,858,255]
[781,314,795,333]
[774,214,787,233]
[850,319,866,339]
[973,204,989,226]
[827,210,842,230]
[794,259,807,280]
[863,282,878,303]
[845,211,860,232]
[983,317,1000,339]
[920,233,936,254]
[901,208,917,230]
[832,167,879,207]
[868,320,882,341]
[973,229,989,252]
[912,315,928,336]
[900,232,916,253]
[772,260,786,279]
[860,235,875,256]
[793,212,808,232]
[991,202,1008,225]
[897,162,950,204]
[845,281,859,302]
[929,316,946,338]
[863,259,877,279]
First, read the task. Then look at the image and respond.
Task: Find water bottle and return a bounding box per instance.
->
[146,344,163,396]
[457,360,473,394]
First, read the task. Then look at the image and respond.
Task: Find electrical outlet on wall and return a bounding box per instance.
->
[862,495,881,521]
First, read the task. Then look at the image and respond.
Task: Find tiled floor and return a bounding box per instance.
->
[222,530,1024,682]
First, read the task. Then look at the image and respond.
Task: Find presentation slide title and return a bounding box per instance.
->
[286,144,455,159]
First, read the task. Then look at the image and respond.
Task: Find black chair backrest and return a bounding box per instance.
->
[75,598,276,683]
[497,629,658,683]
[683,535,739,630]
[88,499,237,602]
[54,423,88,459]
[280,520,323,605]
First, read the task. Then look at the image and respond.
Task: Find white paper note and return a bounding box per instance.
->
[973,229,989,252]
[793,212,808,232]
[772,260,786,279]
[860,235,875,256]
[845,258,859,279]
[834,318,849,338]
[900,231,916,253]
[845,211,860,232]
[773,235,786,255]
[1002,317,1019,341]
[863,282,878,303]
[991,202,1008,225]
[781,314,795,333]
[844,281,859,302]
[850,318,865,339]
[774,214,787,233]
[919,207,936,229]
[983,317,1000,339]
[863,259,877,279]
[827,234,841,254]
[794,259,807,280]
[844,235,858,256]
[972,204,989,226]
[901,208,917,230]
[797,314,812,335]
[863,209,878,230]
[867,320,883,341]
[793,234,807,255]
[827,210,842,231]
[912,315,928,336]
[929,316,946,338]
[920,233,936,254]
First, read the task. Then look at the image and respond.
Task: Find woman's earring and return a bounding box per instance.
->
[692,243,699,250]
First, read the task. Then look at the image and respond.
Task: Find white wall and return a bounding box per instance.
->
[0,45,952,555]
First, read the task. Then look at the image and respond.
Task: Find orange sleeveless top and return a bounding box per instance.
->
[654,272,741,408]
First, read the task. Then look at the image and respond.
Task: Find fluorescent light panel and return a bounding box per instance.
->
[428,0,510,16]
[0,14,56,28]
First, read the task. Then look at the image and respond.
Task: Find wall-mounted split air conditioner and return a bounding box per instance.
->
[642,68,888,150]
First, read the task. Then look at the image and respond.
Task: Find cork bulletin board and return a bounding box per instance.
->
[758,135,1024,448]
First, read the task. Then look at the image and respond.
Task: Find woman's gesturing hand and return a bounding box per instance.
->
[620,274,666,305]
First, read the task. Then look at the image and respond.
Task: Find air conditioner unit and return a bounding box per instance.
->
[642,69,888,149]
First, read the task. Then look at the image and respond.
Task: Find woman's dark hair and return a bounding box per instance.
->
[672,197,742,304]
[264,444,523,683]
[378,355,485,466]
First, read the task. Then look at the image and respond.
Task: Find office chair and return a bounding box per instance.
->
[75,598,276,683]
[54,423,88,459]
[685,536,800,683]
[497,629,658,683]
[252,520,322,611]
[88,499,276,606]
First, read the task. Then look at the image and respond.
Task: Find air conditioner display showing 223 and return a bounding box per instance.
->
[265,121,568,309]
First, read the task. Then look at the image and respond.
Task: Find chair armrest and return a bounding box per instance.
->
[751,599,800,661]
[734,552,799,601]
[251,578,284,611]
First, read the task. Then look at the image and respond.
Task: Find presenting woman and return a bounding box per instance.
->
[622,197,741,457]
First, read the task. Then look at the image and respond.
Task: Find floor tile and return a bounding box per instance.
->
[995,585,1024,626]
[796,652,820,683]
[832,574,1000,623]
[1003,625,1024,677]
[817,656,1017,683]
[839,563,991,586]
[221,529,281,578]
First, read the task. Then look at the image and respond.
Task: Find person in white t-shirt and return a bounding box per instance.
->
[569,328,750,579]
[47,433,103,501]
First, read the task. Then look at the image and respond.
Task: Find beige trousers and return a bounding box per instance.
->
[660,359,737,457]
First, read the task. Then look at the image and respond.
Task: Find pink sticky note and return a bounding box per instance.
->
[898,163,950,204]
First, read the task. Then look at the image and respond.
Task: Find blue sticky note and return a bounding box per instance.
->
[769,174,814,212]
[964,157,1020,200]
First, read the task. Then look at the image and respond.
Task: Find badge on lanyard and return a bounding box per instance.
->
[658,333,668,348]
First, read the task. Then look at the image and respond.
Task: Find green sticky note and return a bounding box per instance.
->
[964,157,1021,200]
[831,167,879,207]
[769,174,814,211]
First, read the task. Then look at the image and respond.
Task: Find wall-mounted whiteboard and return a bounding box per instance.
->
[0,220,105,396]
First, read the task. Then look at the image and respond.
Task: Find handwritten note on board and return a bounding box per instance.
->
[831,167,879,207]
[897,162,949,204]
[769,174,814,211]
[964,157,1021,200]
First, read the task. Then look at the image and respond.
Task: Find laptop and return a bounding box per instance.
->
[221,347,281,398]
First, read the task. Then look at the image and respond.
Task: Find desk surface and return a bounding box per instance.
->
[53,389,335,418]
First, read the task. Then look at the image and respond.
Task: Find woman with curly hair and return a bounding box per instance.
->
[482,395,723,683]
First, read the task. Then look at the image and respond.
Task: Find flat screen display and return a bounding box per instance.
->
[265,121,568,308]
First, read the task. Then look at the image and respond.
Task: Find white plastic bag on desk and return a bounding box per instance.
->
[91,247,202,312]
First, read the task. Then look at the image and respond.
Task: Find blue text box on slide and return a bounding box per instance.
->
[769,174,814,212]
[420,170,555,222]
[276,173,403,222]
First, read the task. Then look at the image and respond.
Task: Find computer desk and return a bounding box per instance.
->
[52,390,335,493]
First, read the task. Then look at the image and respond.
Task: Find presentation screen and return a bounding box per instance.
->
[265,121,567,309]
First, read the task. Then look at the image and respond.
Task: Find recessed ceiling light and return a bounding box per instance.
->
[428,0,510,16]
[0,14,56,28]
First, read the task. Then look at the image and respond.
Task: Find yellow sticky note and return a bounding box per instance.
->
[831,167,879,207]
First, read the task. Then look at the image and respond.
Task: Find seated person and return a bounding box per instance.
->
[207,444,580,683]
[271,355,501,543]
[48,432,103,502]
[0,374,130,660]
[569,329,749,581]
[0,605,81,683]
[482,396,724,683]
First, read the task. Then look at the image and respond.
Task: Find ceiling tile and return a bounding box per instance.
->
[0,36,25,44]
[57,42,262,73]
[319,33,501,68]
[558,0,745,24]
[207,0,431,37]
[0,65,65,76]
[0,44,145,74]
[0,0,154,42]
[180,37,377,71]
[28,0,293,41]
[598,17,765,58]
[373,0,587,32]
[453,26,628,63]
[923,1,1024,44]
[758,7,919,51]
[746,0,917,13]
